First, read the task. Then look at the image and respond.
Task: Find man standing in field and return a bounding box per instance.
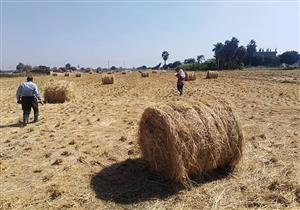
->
[175,69,185,96]
[16,75,41,126]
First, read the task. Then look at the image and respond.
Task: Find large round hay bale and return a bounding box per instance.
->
[206,71,219,79]
[141,72,149,77]
[52,73,58,76]
[138,99,244,185]
[75,73,81,77]
[64,72,69,77]
[102,74,115,85]
[44,80,75,103]
[122,71,126,75]
[152,70,158,74]
[185,71,196,81]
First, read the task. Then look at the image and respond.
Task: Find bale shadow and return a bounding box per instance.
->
[90,158,182,204]
[90,158,232,204]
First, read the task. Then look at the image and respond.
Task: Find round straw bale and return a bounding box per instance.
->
[138,99,244,185]
[206,71,219,79]
[64,72,69,77]
[141,72,149,77]
[184,71,196,81]
[122,71,126,75]
[52,73,58,76]
[152,70,158,73]
[44,80,75,103]
[75,73,81,77]
[102,74,115,85]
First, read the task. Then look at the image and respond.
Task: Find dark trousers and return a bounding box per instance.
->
[177,83,184,95]
[21,96,39,123]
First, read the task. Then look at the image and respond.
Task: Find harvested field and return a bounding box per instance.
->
[0,69,299,210]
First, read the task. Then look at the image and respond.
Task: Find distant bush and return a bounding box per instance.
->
[175,59,218,71]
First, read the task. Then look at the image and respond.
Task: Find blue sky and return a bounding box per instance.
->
[1,0,299,69]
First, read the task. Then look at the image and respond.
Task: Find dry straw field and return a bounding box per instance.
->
[0,69,299,210]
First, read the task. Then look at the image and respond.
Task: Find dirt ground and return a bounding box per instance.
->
[0,69,299,210]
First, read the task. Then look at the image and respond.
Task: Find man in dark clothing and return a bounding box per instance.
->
[175,69,185,96]
[16,75,41,125]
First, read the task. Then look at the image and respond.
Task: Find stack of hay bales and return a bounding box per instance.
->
[44,80,75,103]
[138,99,244,186]
[52,73,58,76]
[75,73,81,77]
[184,71,196,81]
[102,74,115,85]
[206,71,219,79]
[141,72,149,77]
[64,72,69,77]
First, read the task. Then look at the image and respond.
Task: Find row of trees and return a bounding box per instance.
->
[15,62,132,73]
[160,38,299,70]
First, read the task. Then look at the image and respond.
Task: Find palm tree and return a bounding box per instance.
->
[161,51,169,66]
[197,55,205,64]
[213,43,224,69]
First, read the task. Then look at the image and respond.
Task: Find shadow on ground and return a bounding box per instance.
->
[0,121,24,128]
[90,158,232,204]
[90,158,182,204]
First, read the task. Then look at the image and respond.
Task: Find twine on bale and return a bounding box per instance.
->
[138,99,244,187]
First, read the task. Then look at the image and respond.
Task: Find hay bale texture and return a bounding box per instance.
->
[206,71,219,79]
[44,80,75,103]
[141,72,149,77]
[138,99,244,185]
[102,74,115,85]
[185,71,196,81]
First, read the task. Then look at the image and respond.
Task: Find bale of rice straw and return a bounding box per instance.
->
[206,71,219,79]
[141,72,149,77]
[185,71,196,81]
[75,73,81,77]
[44,80,75,103]
[52,73,58,76]
[138,99,244,186]
[64,72,69,77]
[102,74,115,85]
